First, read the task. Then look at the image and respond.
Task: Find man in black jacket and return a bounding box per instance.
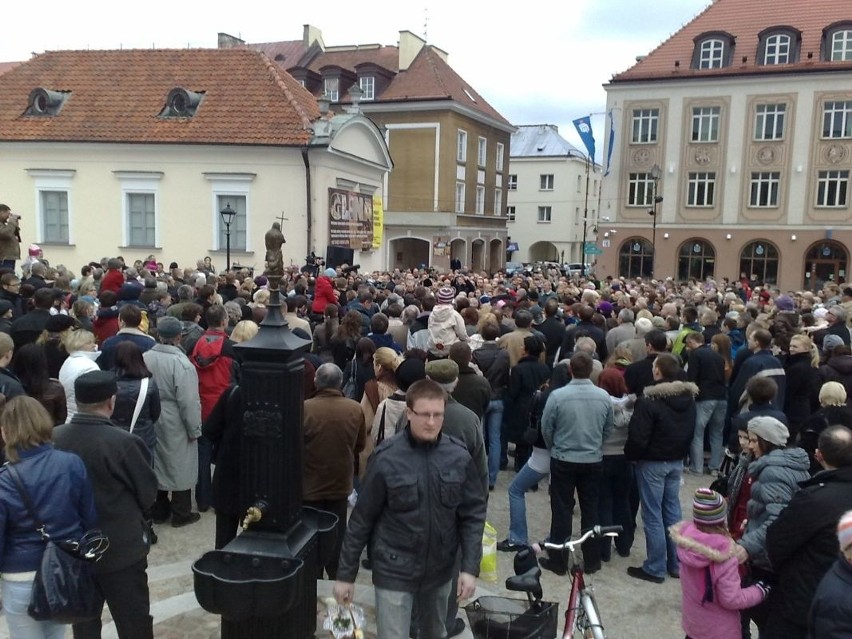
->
[333,380,486,639]
[472,322,510,488]
[765,425,852,639]
[9,287,54,350]
[54,370,158,639]
[684,331,728,475]
[624,329,669,396]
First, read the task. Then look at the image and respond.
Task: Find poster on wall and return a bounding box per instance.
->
[328,188,373,251]
[372,194,383,249]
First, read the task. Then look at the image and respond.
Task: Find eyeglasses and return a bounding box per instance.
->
[409,408,444,421]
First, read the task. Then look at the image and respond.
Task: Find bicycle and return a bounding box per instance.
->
[465,525,622,639]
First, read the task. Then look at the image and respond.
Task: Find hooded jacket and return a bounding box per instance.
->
[670,521,765,639]
[311,275,338,313]
[625,380,698,461]
[426,304,468,357]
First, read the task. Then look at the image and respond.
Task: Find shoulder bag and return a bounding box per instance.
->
[5,463,109,623]
[342,354,358,399]
[129,377,150,434]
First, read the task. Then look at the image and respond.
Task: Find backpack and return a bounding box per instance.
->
[342,353,358,399]
[192,333,226,369]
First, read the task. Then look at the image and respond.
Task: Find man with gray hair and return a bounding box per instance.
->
[606,308,636,354]
[302,362,366,579]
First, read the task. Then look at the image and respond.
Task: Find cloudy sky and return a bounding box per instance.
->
[4,0,709,157]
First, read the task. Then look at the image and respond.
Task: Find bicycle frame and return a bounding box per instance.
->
[562,565,585,639]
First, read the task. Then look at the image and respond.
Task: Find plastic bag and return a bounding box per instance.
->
[480,521,498,583]
[322,597,366,639]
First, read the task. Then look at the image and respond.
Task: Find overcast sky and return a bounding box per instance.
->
[4,0,710,157]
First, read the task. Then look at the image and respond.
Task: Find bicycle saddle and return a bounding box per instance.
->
[505,566,543,601]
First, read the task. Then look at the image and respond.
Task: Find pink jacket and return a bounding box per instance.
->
[670,521,765,639]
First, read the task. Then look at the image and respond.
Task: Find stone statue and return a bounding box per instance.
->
[264,222,286,277]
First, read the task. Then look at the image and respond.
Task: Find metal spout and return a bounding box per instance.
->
[241,501,269,530]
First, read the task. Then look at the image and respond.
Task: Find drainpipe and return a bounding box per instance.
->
[301,147,312,256]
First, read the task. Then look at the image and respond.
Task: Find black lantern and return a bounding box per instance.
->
[220,203,237,272]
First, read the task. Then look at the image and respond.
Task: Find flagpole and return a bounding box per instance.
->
[581,154,591,278]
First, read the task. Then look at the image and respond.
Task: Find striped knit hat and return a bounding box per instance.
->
[693,488,727,526]
[839,510,852,552]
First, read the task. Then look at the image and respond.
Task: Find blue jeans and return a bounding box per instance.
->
[636,460,682,578]
[196,434,213,510]
[483,399,504,487]
[690,400,726,473]
[507,462,548,545]
[2,578,66,639]
[375,579,452,639]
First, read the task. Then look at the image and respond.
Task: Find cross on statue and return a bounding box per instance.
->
[275,212,289,226]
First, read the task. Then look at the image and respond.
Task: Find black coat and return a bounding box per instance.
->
[202,385,241,519]
[809,556,852,639]
[685,344,727,401]
[783,352,821,439]
[819,354,852,408]
[537,316,565,368]
[452,365,491,419]
[472,342,510,400]
[503,356,550,443]
[561,320,607,363]
[625,380,698,461]
[766,465,852,628]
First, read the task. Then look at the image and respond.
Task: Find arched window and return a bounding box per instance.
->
[677,240,715,281]
[739,241,779,285]
[824,22,852,61]
[804,240,849,290]
[757,27,801,65]
[692,31,735,69]
[618,238,653,279]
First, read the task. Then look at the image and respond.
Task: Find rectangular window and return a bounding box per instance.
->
[457,130,468,162]
[494,189,502,216]
[537,206,552,223]
[39,191,69,243]
[477,137,487,167]
[631,108,659,143]
[764,34,791,64]
[507,174,517,190]
[627,173,655,206]
[217,195,247,251]
[687,172,716,207]
[540,174,554,190]
[127,193,156,247]
[823,101,852,138]
[323,78,339,102]
[455,181,465,213]
[691,106,721,142]
[475,185,485,214]
[577,175,582,194]
[359,76,375,100]
[506,206,516,222]
[699,39,724,69]
[749,172,780,207]
[496,143,504,172]
[816,170,849,207]
[831,30,852,61]
[755,104,786,140]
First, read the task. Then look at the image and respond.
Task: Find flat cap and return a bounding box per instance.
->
[75,370,118,405]
[425,358,459,384]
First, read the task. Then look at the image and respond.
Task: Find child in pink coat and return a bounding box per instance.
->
[669,488,769,639]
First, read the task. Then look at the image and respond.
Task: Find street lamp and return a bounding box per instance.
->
[648,164,663,278]
[220,203,236,272]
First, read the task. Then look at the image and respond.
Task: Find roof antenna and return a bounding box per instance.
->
[423,7,428,43]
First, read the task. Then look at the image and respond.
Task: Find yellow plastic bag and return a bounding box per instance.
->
[479,521,498,583]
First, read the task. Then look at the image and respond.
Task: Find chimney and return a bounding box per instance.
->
[217,33,245,49]
[398,30,426,71]
[303,25,325,50]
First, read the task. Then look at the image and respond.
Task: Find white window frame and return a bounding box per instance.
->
[39,191,70,244]
[831,30,852,61]
[324,78,339,102]
[816,170,849,208]
[755,104,786,140]
[631,108,659,143]
[359,76,375,101]
[494,189,502,216]
[27,169,75,245]
[455,181,466,213]
[125,192,157,248]
[627,173,655,207]
[496,143,504,172]
[699,39,725,69]
[537,206,552,223]
[687,172,716,207]
[540,174,554,191]
[764,34,791,64]
[691,106,721,142]
[457,130,468,162]
[477,137,487,167]
[749,172,780,208]
[823,101,852,139]
[475,186,485,215]
[114,172,163,249]
[204,173,256,252]
[507,206,516,222]
[507,174,517,191]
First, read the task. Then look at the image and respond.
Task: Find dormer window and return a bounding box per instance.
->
[324,78,339,102]
[692,32,735,69]
[826,23,852,61]
[160,88,203,118]
[358,76,375,101]
[26,88,69,116]
[758,27,801,65]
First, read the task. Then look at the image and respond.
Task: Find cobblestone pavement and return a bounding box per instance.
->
[1,468,712,639]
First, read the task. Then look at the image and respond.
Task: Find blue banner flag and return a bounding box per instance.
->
[604,110,615,176]
[572,115,596,162]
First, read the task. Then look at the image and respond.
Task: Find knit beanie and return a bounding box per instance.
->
[436,286,455,305]
[693,488,727,526]
[747,415,789,447]
[839,510,852,552]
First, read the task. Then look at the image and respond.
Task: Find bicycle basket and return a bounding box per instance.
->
[464,596,559,639]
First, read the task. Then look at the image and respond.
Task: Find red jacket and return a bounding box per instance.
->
[100,269,125,294]
[311,276,338,313]
[191,329,235,422]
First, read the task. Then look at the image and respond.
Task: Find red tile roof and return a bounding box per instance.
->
[0,61,22,76]
[612,0,852,82]
[0,49,320,145]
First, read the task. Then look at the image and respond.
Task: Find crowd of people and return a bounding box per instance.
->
[0,241,851,638]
